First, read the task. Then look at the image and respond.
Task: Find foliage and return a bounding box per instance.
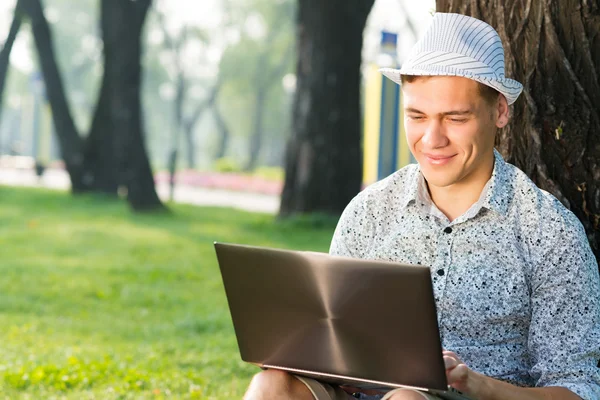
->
[1,0,295,171]
[213,156,241,173]
[0,186,336,398]
[253,165,283,181]
[214,0,295,165]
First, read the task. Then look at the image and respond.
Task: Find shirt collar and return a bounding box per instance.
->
[479,149,511,217]
[400,149,512,217]
[399,164,422,210]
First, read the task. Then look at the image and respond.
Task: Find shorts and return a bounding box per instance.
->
[295,376,443,400]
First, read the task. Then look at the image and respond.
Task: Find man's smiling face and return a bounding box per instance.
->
[402,76,508,192]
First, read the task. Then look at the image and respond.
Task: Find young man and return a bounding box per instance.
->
[244,13,600,400]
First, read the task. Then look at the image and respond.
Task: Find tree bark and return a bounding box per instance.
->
[20,0,85,185]
[100,0,162,211]
[0,3,22,128]
[83,59,120,194]
[436,0,600,262]
[279,0,374,217]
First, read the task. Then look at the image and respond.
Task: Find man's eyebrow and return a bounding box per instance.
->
[442,110,473,116]
[404,107,473,116]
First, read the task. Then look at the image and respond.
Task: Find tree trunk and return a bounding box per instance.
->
[213,102,230,161]
[100,0,163,211]
[245,86,267,172]
[167,72,185,201]
[23,0,119,194]
[182,81,222,166]
[21,0,85,185]
[436,0,600,262]
[245,44,293,172]
[183,122,195,170]
[176,75,196,170]
[183,128,195,169]
[22,0,161,210]
[83,68,119,194]
[0,4,22,127]
[279,0,374,217]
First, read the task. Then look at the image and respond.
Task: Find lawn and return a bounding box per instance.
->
[0,186,337,399]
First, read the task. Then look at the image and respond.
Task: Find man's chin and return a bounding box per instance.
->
[420,170,459,189]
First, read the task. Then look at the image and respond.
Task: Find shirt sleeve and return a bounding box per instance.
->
[528,212,600,399]
[329,192,374,259]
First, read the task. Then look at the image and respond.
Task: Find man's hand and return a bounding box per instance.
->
[442,350,582,400]
[443,350,485,396]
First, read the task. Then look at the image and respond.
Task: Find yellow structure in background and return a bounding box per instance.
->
[363,32,413,186]
[363,64,383,185]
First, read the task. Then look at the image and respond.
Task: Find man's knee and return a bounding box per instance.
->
[248,369,293,391]
[244,370,313,400]
[384,388,430,400]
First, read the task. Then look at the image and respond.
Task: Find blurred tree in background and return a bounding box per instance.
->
[0,0,297,178]
[216,0,295,171]
[2,0,378,213]
[436,0,600,262]
[94,0,162,210]
[17,0,162,210]
[0,6,22,129]
[279,0,375,217]
[141,0,295,174]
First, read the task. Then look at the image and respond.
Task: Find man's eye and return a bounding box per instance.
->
[408,115,424,121]
[449,118,467,123]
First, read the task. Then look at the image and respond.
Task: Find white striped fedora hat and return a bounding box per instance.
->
[380,13,523,105]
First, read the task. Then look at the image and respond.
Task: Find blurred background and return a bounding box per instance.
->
[0,1,438,399]
[0,0,434,213]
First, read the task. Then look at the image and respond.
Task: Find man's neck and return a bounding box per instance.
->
[427,156,495,222]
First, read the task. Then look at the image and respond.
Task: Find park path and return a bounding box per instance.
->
[0,167,280,214]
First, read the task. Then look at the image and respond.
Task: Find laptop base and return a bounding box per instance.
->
[261,364,473,400]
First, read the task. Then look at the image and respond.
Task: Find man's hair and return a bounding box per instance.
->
[400,75,500,105]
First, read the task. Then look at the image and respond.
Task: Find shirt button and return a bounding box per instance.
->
[437,269,445,276]
[443,227,453,234]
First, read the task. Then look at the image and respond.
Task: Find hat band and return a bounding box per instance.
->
[402,51,502,78]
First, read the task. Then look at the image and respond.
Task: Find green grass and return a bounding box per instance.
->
[0,186,337,399]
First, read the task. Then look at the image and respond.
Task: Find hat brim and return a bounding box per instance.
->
[380,67,523,105]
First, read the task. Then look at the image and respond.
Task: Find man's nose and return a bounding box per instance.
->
[421,120,448,149]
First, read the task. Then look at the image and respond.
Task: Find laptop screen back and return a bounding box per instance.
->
[215,242,447,391]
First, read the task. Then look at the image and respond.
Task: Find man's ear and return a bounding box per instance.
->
[495,94,510,128]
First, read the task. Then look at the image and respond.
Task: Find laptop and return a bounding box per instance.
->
[214,242,472,399]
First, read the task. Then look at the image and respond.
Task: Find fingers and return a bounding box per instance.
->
[443,351,464,370]
[443,354,460,370]
[442,350,461,359]
[446,362,469,382]
[443,352,469,386]
[442,350,483,397]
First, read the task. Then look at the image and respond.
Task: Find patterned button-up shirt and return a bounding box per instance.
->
[330,150,600,399]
